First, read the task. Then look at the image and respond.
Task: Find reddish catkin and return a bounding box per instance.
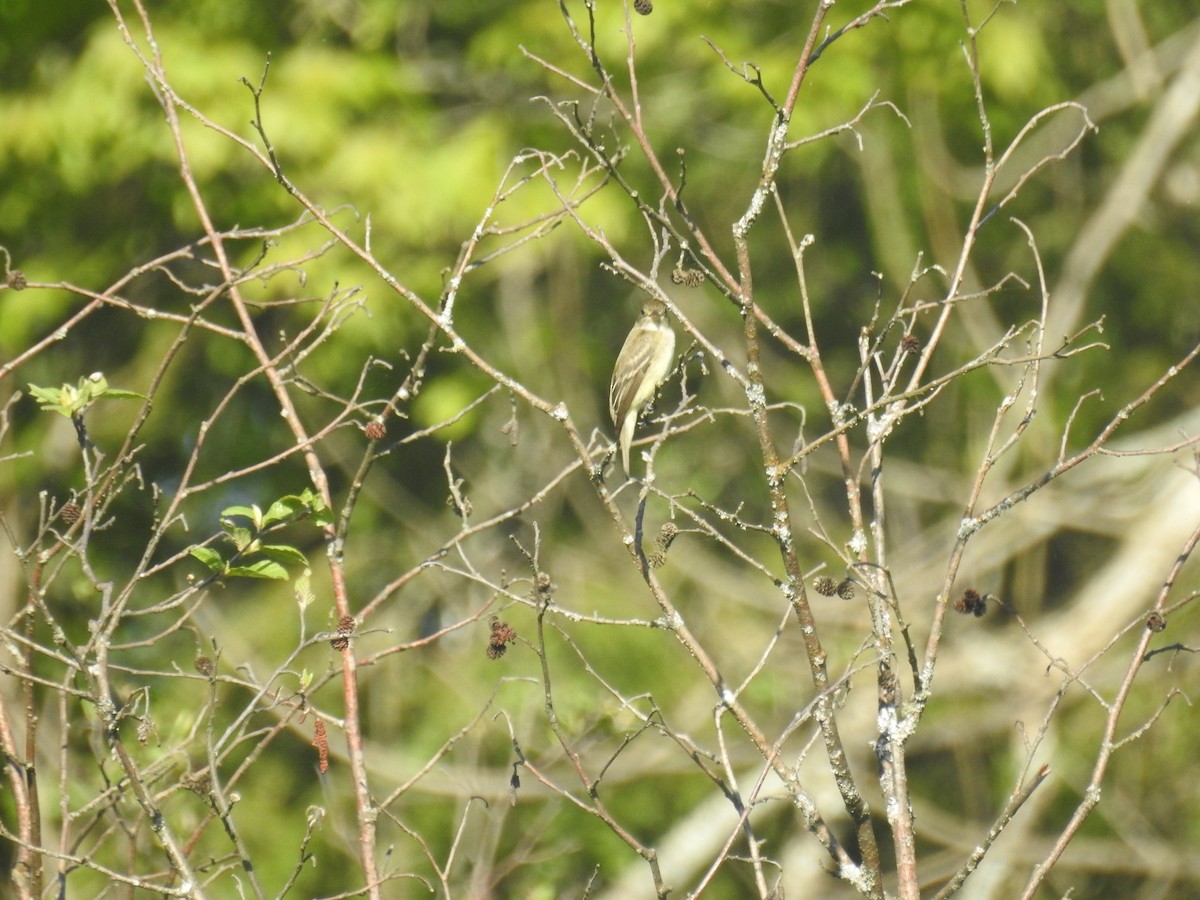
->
[312,720,329,774]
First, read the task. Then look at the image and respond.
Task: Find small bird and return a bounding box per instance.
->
[609,299,676,473]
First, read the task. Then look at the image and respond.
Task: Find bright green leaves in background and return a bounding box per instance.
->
[190,488,330,580]
[27,372,146,420]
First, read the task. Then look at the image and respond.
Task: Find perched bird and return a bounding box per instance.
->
[609,299,676,473]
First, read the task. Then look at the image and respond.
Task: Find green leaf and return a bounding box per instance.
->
[302,489,333,527]
[294,569,315,610]
[27,383,65,404]
[263,489,332,528]
[189,546,226,572]
[221,504,263,526]
[103,387,149,401]
[27,382,80,417]
[262,496,305,528]
[225,560,290,580]
[27,374,146,418]
[223,525,255,553]
[257,544,309,567]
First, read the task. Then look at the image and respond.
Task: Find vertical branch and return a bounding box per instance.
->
[727,3,885,888]
[109,0,386,892]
